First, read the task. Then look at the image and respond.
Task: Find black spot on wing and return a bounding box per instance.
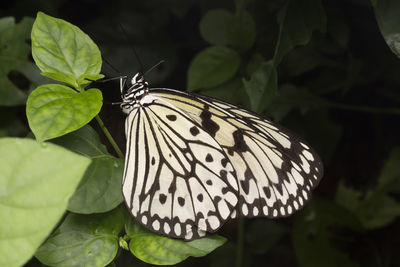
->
[263,187,271,198]
[232,130,249,152]
[200,106,219,137]
[221,158,229,167]
[240,168,253,195]
[159,194,167,204]
[178,197,185,206]
[190,126,199,136]
[275,184,283,196]
[197,194,204,202]
[166,114,177,121]
[240,180,250,195]
[221,187,230,194]
[205,153,213,162]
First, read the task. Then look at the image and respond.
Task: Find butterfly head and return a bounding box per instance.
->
[120,72,149,113]
[129,72,141,85]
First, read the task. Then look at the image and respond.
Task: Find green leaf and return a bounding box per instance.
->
[68,156,124,214]
[31,12,102,88]
[126,219,226,265]
[78,73,105,88]
[52,125,124,214]
[36,208,124,267]
[0,137,91,267]
[374,0,400,58]
[51,125,109,157]
[199,9,233,46]
[227,10,256,50]
[293,198,362,267]
[0,17,35,106]
[188,46,240,91]
[274,0,327,65]
[266,84,325,121]
[40,72,78,87]
[336,147,400,229]
[26,84,103,142]
[199,9,255,50]
[371,0,378,7]
[243,60,277,112]
[336,182,400,229]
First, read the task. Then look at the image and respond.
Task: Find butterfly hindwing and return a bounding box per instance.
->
[151,88,323,219]
[122,95,239,240]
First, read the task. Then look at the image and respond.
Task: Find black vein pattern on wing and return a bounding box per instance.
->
[123,99,239,240]
[150,88,323,218]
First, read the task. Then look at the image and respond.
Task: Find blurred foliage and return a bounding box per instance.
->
[1,0,400,266]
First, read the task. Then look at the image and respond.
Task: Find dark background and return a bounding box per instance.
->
[1,0,400,266]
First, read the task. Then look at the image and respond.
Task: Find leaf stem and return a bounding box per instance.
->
[236,218,245,267]
[95,115,124,158]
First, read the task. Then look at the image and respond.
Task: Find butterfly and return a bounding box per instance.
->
[119,72,323,240]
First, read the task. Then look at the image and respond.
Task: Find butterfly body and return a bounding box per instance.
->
[121,73,323,240]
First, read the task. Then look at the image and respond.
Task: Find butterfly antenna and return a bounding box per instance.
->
[118,23,144,73]
[144,60,165,77]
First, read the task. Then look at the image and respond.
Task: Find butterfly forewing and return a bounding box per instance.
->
[151,88,323,218]
[122,95,239,240]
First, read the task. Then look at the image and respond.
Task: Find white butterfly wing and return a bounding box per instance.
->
[122,95,239,240]
[151,88,323,219]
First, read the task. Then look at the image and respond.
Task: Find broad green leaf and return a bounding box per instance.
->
[227,10,256,50]
[243,60,277,112]
[36,208,124,267]
[126,219,226,265]
[40,72,78,87]
[336,147,400,229]
[0,137,91,267]
[199,9,255,50]
[78,73,105,88]
[293,198,362,267]
[26,84,103,142]
[374,0,400,58]
[52,125,124,214]
[188,46,240,91]
[52,125,109,157]
[199,9,233,46]
[245,53,265,76]
[0,17,35,106]
[336,182,400,229]
[274,0,326,65]
[266,84,325,121]
[68,156,124,214]
[279,46,328,77]
[31,12,102,88]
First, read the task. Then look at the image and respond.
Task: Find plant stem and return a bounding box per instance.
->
[236,218,245,267]
[95,115,124,159]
